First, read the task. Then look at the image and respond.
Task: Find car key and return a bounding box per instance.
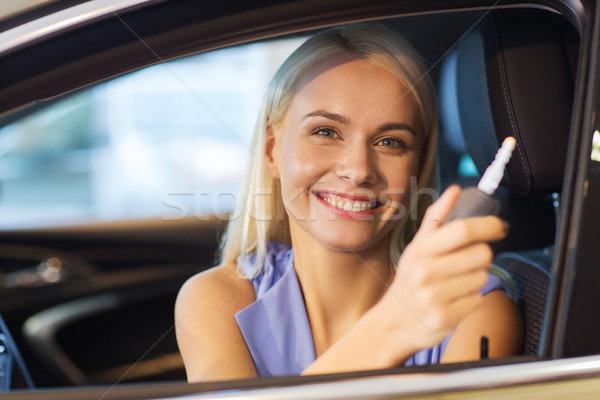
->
[445,137,517,223]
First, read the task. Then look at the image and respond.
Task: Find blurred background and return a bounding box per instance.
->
[0,37,306,228]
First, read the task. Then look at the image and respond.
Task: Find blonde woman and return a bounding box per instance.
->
[175,23,523,381]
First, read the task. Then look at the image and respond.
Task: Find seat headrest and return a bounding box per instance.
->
[440,9,578,195]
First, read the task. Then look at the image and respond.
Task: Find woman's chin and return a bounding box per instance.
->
[314,231,390,254]
[289,213,397,253]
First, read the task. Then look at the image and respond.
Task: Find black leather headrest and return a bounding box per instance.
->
[440,9,578,195]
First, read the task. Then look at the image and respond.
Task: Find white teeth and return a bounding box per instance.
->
[320,195,375,212]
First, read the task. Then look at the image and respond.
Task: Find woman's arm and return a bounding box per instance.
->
[175,264,258,382]
[302,285,522,375]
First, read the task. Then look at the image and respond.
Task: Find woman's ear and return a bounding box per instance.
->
[264,124,280,178]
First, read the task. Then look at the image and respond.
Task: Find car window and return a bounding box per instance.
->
[0,37,306,228]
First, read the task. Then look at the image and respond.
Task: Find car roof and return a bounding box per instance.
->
[0,0,61,23]
[0,0,155,54]
[0,0,91,30]
[0,0,514,118]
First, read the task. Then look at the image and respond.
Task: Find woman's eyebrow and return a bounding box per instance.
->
[304,110,349,125]
[375,122,416,136]
[304,111,416,136]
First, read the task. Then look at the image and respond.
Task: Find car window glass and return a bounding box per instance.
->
[0,37,306,228]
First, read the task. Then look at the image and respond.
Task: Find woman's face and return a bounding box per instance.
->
[266,57,422,253]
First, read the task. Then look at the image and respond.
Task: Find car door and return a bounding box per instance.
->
[0,0,598,399]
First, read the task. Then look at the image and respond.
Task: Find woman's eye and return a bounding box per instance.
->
[377,137,407,149]
[312,127,338,138]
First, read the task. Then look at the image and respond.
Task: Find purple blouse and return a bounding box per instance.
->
[235,241,505,377]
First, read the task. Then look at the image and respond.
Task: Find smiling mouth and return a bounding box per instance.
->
[314,192,382,212]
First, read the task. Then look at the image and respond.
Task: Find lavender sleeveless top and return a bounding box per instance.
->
[235,241,505,377]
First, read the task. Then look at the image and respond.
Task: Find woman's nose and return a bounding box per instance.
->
[334,142,377,186]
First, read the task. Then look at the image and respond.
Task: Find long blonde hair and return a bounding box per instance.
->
[220,23,438,277]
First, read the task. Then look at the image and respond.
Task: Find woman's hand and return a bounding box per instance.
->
[379,185,509,359]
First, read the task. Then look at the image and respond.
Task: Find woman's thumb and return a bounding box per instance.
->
[415,185,462,237]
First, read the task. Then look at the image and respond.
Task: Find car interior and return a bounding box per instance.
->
[0,1,582,393]
[436,8,578,356]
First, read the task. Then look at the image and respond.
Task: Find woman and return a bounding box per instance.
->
[175,23,522,381]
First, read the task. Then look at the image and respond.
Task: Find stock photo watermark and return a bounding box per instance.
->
[162,177,443,222]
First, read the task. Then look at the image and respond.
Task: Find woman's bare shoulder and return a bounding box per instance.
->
[175,264,257,381]
[441,290,523,363]
[178,264,255,309]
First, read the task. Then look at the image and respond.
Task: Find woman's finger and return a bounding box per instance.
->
[428,268,489,302]
[412,215,508,257]
[415,185,461,237]
[409,242,493,284]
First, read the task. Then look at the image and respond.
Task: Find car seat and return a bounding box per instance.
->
[438,8,579,355]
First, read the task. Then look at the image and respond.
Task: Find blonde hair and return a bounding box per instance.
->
[219,23,438,277]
